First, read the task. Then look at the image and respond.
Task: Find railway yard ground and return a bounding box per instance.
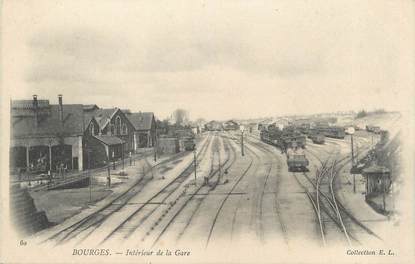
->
[29,148,191,225]
[25,113,402,257]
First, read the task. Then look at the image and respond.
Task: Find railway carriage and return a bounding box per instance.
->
[316,126,345,139]
[310,133,325,144]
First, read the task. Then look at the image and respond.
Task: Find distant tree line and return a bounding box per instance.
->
[355,108,386,119]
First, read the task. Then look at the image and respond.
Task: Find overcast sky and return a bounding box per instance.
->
[2,1,413,121]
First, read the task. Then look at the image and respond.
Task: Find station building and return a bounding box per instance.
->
[10,95,137,175]
[10,95,88,173]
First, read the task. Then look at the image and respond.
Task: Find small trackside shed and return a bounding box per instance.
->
[157,137,180,155]
[362,165,391,198]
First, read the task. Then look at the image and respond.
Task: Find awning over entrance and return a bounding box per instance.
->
[93,135,125,146]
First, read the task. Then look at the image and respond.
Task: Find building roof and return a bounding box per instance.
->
[83,104,99,111]
[11,103,87,137]
[362,165,390,175]
[224,120,239,125]
[93,135,125,146]
[125,112,154,131]
[84,108,119,129]
[11,100,51,117]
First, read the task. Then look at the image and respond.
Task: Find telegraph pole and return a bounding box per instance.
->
[112,150,115,170]
[348,127,356,193]
[87,144,92,202]
[154,145,157,162]
[218,151,222,184]
[193,148,197,185]
[351,134,355,166]
[240,126,245,157]
[154,127,157,162]
[107,156,111,188]
[122,143,125,171]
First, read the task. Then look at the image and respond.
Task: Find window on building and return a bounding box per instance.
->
[90,123,95,135]
[110,124,115,135]
[122,124,127,135]
[116,116,121,135]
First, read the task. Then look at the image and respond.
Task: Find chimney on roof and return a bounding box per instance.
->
[33,95,38,128]
[58,94,64,127]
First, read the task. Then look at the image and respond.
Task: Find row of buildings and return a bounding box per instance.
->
[10,95,157,174]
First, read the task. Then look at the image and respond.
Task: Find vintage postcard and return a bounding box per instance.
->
[1,1,414,263]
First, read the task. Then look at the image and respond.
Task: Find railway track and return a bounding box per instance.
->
[260,131,382,246]
[175,134,238,242]
[97,133,216,246]
[307,140,383,237]
[243,136,288,244]
[149,134,238,247]
[204,132,286,246]
[41,134,213,247]
[221,134,254,242]
[294,158,382,246]
[204,132,256,243]
[291,165,354,246]
[205,142,254,248]
[235,132,382,246]
[40,157,155,246]
[80,133,232,248]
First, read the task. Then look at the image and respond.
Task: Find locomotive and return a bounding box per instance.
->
[260,126,309,171]
[286,147,309,172]
[183,137,196,151]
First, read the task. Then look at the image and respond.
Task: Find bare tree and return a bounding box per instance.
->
[172,109,189,126]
